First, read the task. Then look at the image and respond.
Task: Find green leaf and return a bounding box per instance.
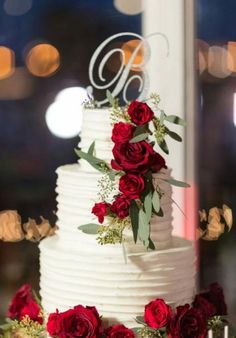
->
[106,90,115,106]
[138,209,150,244]
[108,170,116,181]
[148,237,156,250]
[144,192,152,222]
[122,242,127,264]
[130,201,139,243]
[164,115,186,126]
[164,178,190,188]
[75,148,109,173]
[157,138,169,154]
[133,125,148,137]
[160,110,166,124]
[167,130,182,142]
[78,223,100,234]
[153,207,164,217]
[88,141,96,155]
[130,133,149,143]
[152,191,160,213]
[135,316,145,325]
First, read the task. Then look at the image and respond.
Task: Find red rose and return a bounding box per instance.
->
[110,194,130,219]
[168,304,207,338]
[144,299,172,329]
[92,202,110,224]
[128,101,154,125]
[193,283,227,316]
[47,305,102,338]
[192,294,216,318]
[111,141,154,173]
[111,122,135,144]
[119,174,145,199]
[47,310,61,336]
[105,324,135,338]
[7,284,43,324]
[149,152,167,173]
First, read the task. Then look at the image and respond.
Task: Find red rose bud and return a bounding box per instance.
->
[144,299,172,329]
[92,202,110,224]
[7,284,43,324]
[193,283,227,316]
[111,122,135,144]
[47,305,102,338]
[111,141,154,173]
[168,304,207,338]
[119,173,145,199]
[110,194,130,219]
[128,101,154,125]
[105,324,135,338]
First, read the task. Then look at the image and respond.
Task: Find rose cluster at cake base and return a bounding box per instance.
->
[0,282,233,338]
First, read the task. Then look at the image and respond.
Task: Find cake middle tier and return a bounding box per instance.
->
[55,163,174,250]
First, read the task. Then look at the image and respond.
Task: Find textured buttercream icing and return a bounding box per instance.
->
[39,107,196,326]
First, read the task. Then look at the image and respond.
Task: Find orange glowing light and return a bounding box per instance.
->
[227,41,236,73]
[121,39,144,72]
[26,43,60,77]
[0,46,15,80]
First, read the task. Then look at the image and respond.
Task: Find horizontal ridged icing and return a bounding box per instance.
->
[40,236,196,327]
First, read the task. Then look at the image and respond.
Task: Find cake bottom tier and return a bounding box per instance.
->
[39,236,196,327]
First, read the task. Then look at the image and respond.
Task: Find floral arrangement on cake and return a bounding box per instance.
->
[0,282,233,338]
[76,92,189,249]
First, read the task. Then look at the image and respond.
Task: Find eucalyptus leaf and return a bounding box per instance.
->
[157,138,169,154]
[106,89,115,106]
[167,130,182,142]
[88,141,96,155]
[133,125,148,137]
[78,223,100,235]
[148,238,156,250]
[135,316,145,325]
[130,133,149,143]
[153,207,164,217]
[108,170,116,181]
[75,148,108,173]
[130,201,139,243]
[164,115,186,126]
[160,110,166,124]
[138,209,150,243]
[152,191,160,213]
[132,327,142,334]
[144,192,152,222]
[164,178,190,188]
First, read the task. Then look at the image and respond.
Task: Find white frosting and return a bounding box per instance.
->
[39,107,196,326]
[40,236,196,327]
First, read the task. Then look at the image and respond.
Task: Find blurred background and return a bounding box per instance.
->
[0,0,235,324]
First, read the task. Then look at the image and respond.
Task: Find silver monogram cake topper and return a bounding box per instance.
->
[87,32,169,106]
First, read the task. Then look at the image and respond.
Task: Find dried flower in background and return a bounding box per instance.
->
[0,211,24,242]
[197,205,233,241]
[0,210,56,242]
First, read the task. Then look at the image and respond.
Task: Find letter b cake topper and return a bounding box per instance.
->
[87,32,169,106]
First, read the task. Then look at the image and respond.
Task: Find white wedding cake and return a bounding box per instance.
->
[39,107,196,327]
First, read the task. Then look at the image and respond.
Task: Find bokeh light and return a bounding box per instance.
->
[121,39,144,71]
[45,87,87,139]
[3,0,32,16]
[0,46,15,80]
[208,46,231,78]
[197,39,209,75]
[114,0,144,15]
[26,43,60,77]
[227,41,236,73]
